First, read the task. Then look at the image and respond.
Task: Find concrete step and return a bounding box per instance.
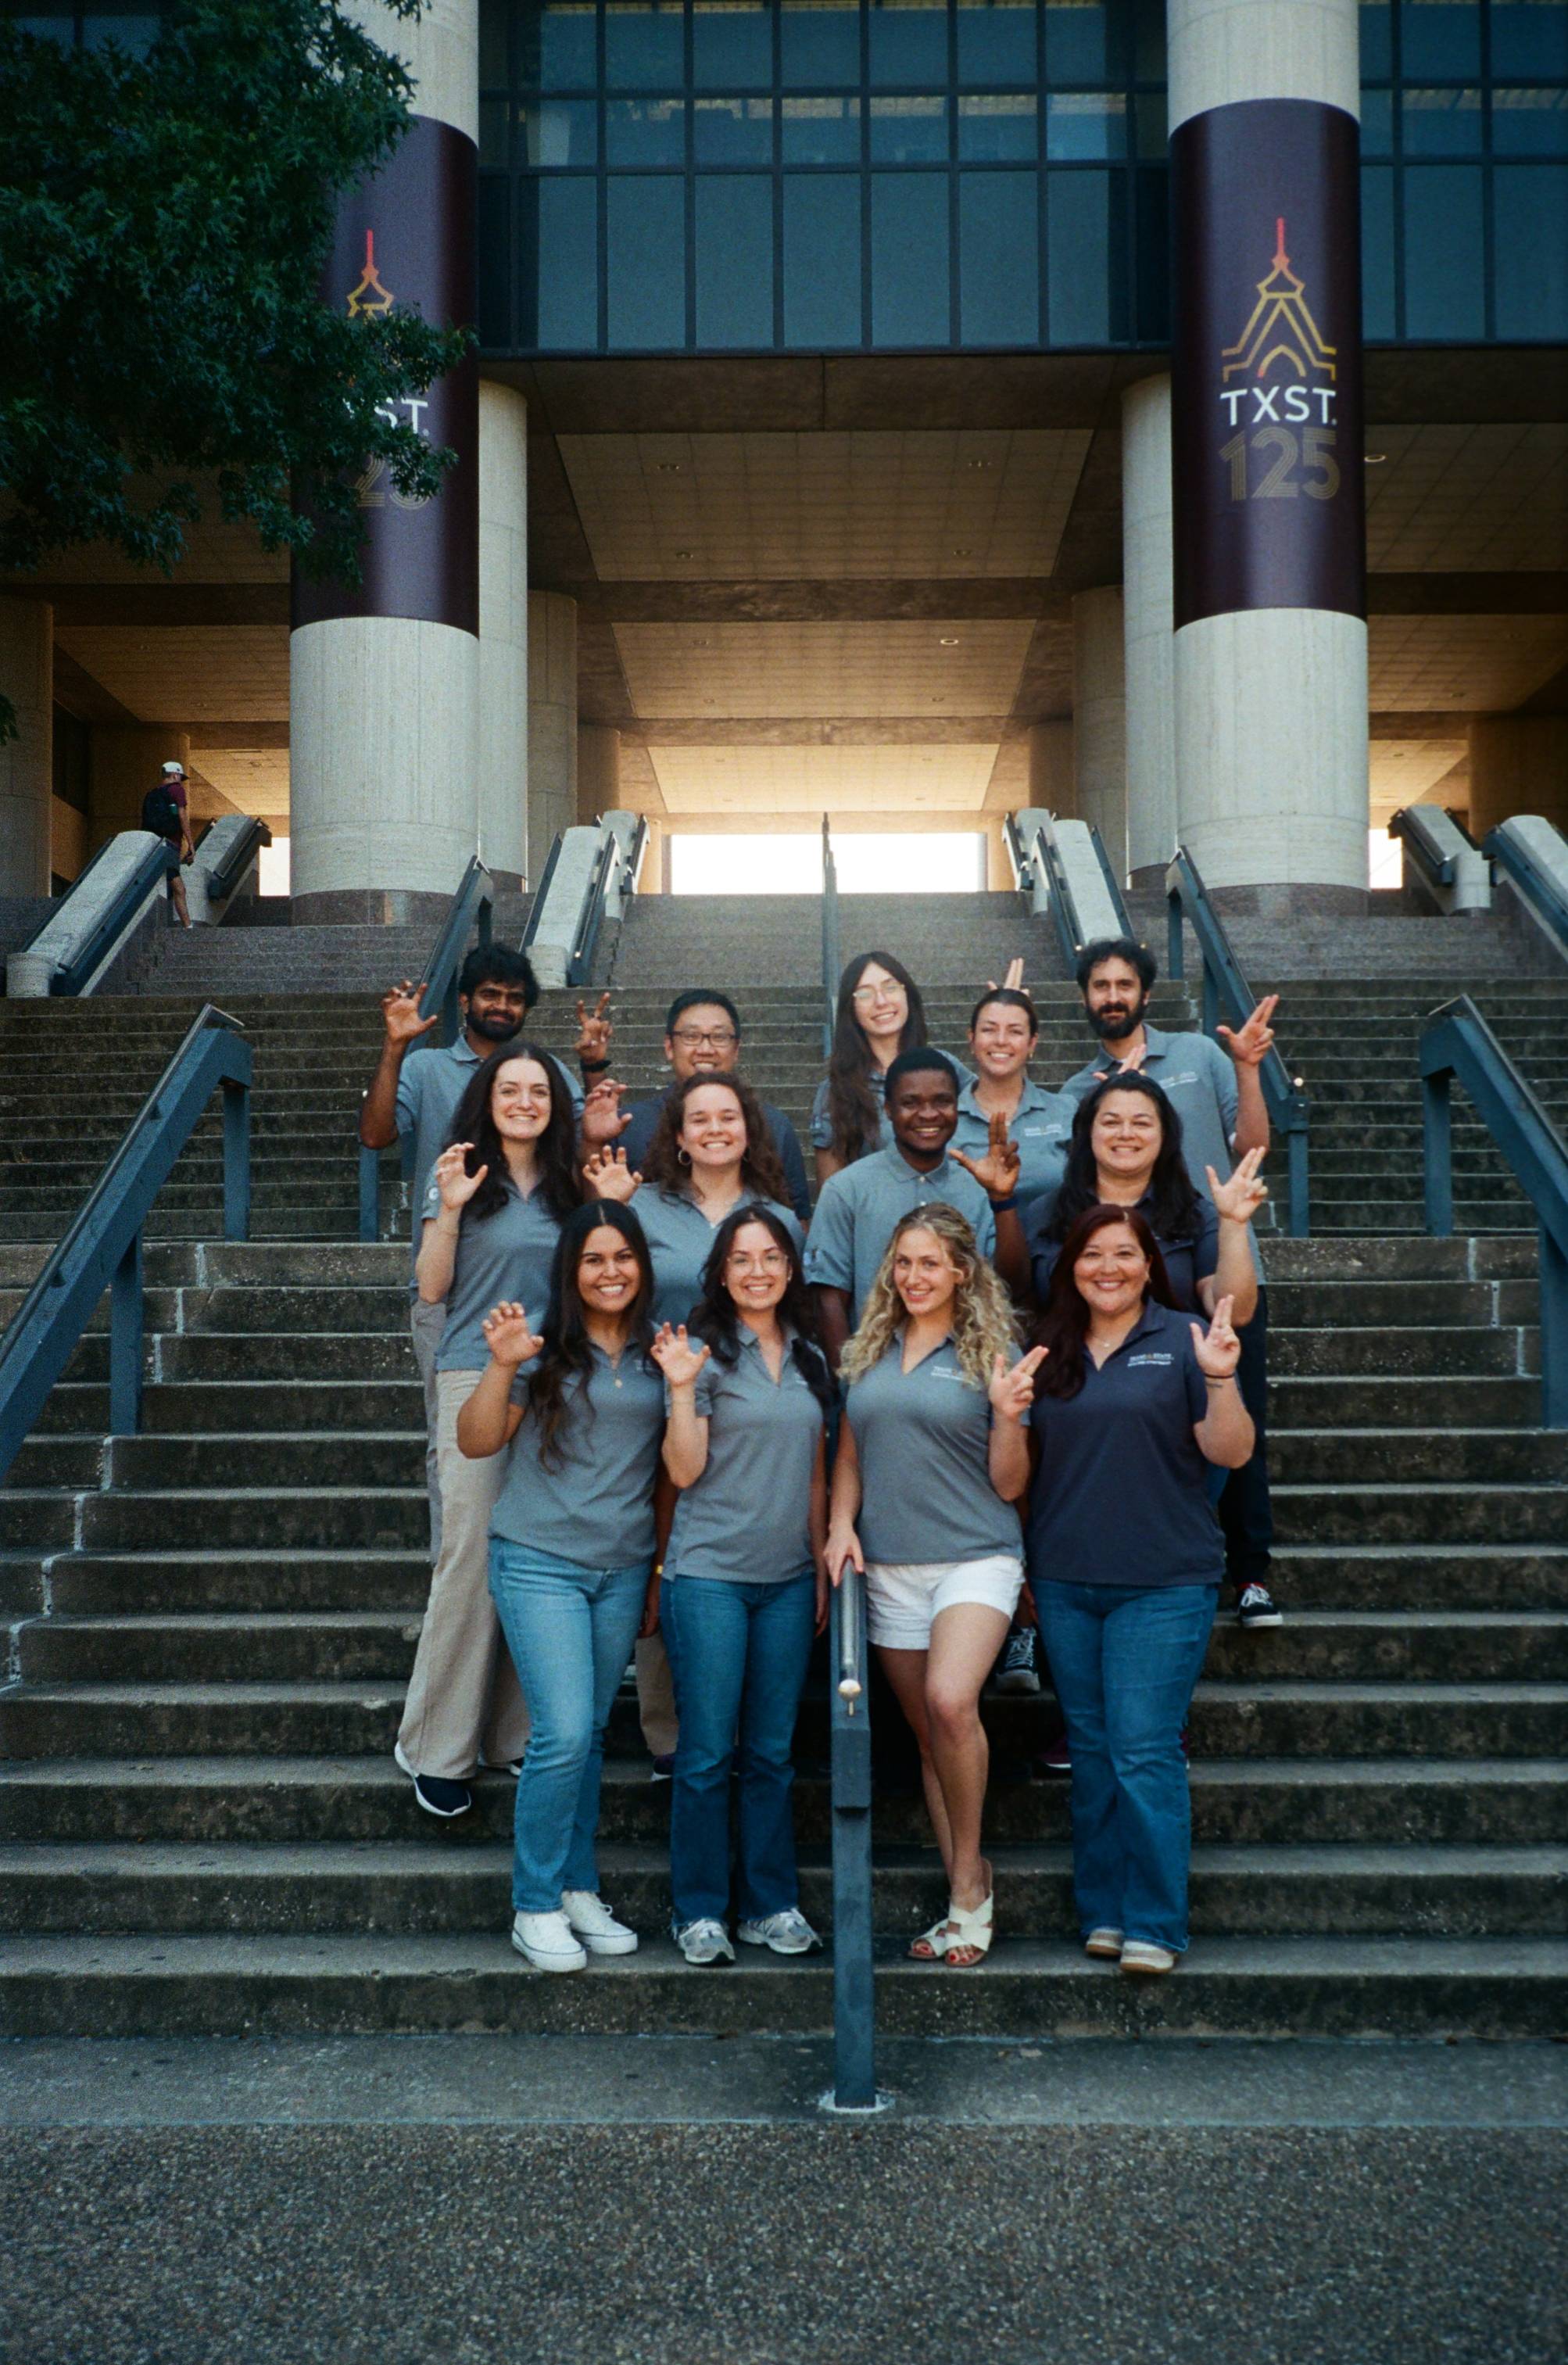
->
[1267,1546,1568,1610]
[1270,1484,1566,1546]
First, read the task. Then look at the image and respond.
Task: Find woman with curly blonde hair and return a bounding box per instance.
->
[828,1203,1045,1967]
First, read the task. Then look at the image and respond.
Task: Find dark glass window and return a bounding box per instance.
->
[1361,163,1397,337]
[696,175,773,342]
[1359,87,1394,154]
[1359,1,1394,81]
[1492,88,1568,156]
[607,95,687,165]
[869,92,950,160]
[1046,91,1128,161]
[1494,163,1568,336]
[1492,3,1568,78]
[1403,163,1485,335]
[782,174,862,343]
[520,2,597,88]
[693,1,771,88]
[868,0,949,89]
[694,94,774,161]
[521,98,598,164]
[480,0,510,83]
[780,0,861,86]
[521,177,599,347]
[604,1,685,88]
[1048,169,1121,344]
[871,171,950,341]
[956,0,1037,84]
[478,176,514,345]
[1133,161,1168,340]
[1044,0,1125,84]
[1402,85,1483,153]
[782,95,862,162]
[959,170,1039,344]
[607,175,686,343]
[958,92,1038,162]
[481,96,511,167]
[1399,0,1481,80]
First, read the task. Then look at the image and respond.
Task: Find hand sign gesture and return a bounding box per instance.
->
[984,957,1027,993]
[1192,1294,1242,1381]
[1207,1145,1269,1227]
[650,1322,711,1389]
[381,980,439,1049]
[575,991,614,1066]
[950,1108,1021,1201]
[584,1143,643,1202]
[581,1077,632,1148]
[432,1140,488,1212]
[1217,994,1278,1069]
[990,1344,1047,1421]
[482,1300,543,1371]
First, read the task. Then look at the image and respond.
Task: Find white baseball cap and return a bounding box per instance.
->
[162,761,186,776]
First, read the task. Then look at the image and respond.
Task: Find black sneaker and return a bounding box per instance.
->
[650,1752,676,1783]
[993,1628,1042,1695]
[1034,1725,1071,1777]
[1237,1582,1283,1629]
[395,1741,472,1819]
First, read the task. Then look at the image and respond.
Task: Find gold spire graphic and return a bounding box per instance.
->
[346,229,394,317]
[1220,218,1337,384]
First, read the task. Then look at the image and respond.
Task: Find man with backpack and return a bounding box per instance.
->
[141,761,195,926]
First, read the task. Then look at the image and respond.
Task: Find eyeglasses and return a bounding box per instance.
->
[671,1027,737,1048]
[851,983,904,1005]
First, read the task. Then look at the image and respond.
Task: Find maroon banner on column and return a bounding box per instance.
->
[292,115,479,638]
[1171,99,1366,632]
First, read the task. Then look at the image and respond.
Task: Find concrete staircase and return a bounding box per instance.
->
[600,890,1063,988]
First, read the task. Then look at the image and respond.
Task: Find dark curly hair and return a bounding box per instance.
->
[1044,1073,1201,1248]
[824,949,929,1166]
[524,1201,656,1471]
[689,1202,836,1418]
[643,1070,789,1206]
[1032,1203,1176,1402]
[445,1045,584,1226]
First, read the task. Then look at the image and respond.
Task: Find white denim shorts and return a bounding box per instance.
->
[865,1553,1023,1651]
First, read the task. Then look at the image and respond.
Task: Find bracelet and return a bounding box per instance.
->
[1205,1376,1237,1388]
[988,1191,1019,1213]
[579,1057,611,1075]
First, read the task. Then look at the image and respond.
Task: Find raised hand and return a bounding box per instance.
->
[984,958,1027,994]
[584,1142,642,1203]
[1217,994,1278,1069]
[824,1526,865,1587]
[1192,1294,1242,1381]
[950,1108,1021,1201]
[575,991,614,1066]
[482,1300,543,1371]
[650,1322,711,1389]
[381,980,439,1049]
[432,1140,488,1213]
[1207,1146,1269,1227]
[989,1343,1047,1422]
[581,1077,631,1149]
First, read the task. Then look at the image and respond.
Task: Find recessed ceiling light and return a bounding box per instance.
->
[1365,453,1387,464]
[673,549,693,559]
[952,546,972,556]
[939,636,959,647]
[966,459,992,471]
[657,462,683,473]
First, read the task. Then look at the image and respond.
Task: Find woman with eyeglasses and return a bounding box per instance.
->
[811,951,961,1185]
[656,1203,836,1967]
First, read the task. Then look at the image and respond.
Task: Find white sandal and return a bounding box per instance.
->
[910,1886,994,1967]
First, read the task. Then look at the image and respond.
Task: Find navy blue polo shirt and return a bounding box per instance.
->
[1025,1299,1224,1590]
[1025,1190,1220,1315]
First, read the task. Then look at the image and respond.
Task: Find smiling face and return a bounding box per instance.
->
[489,1056,554,1143]
[724,1218,792,1320]
[970,998,1036,1084]
[892,1224,962,1324]
[463,977,532,1043]
[1083,957,1149,1044]
[677,1081,748,1173]
[1090,1088,1163,1188]
[665,1001,739,1084]
[576,1224,643,1318]
[1072,1220,1151,1324]
[887,1066,958,1166]
[850,962,908,1048]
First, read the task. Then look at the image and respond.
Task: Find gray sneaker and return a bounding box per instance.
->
[674,1917,736,1965]
[737,1908,822,1955]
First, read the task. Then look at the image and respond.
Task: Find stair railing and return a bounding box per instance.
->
[0,1005,251,1479]
[358,856,494,1242]
[1029,819,1090,973]
[8,833,174,999]
[1483,819,1568,962]
[1165,845,1312,1237]
[825,1564,879,2112]
[1420,994,1568,1427]
[820,815,841,1057]
[202,815,274,910]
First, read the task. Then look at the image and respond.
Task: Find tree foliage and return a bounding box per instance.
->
[0,1,469,598]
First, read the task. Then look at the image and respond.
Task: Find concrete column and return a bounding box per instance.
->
[528,592,578,862]
[1027,720,1075,815]
[1122,374,1177,887]
[577,724,621,825]
[1468,715,1568,839]
[1072,587,1129,884]
[478,379,528,890]
[289,0,480,924]
[88,726,191,855]
[0,600,52,896]
[1169,0,1369,910]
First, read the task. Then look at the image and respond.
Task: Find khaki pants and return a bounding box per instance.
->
[396,1367,531,1781]
[409,1297,446,1561]
[635,1629,678,1758]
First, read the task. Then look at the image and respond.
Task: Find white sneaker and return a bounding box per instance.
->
[1119,1940,1177,1976]
[510,1909,587,1973]
[561,1890,639,1955]
[675,1917,736,1965]
[736,1908,822,1955]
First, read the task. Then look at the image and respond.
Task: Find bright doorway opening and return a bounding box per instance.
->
[259,837,290,897]
[669,832,986,896]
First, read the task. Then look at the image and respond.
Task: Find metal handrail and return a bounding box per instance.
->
[1001,809,1030,889]
[1087,822,1134,933]
[0,1005,251,1477]
[1389,807,1456,890]
[820,815,841,1057]
[520,833,564,955]
[1030,821,1088,973]
[1165,845,1312,1238]
[1421,995,1568,1425]
[24,834,171,998]
[1484,823,1568,955]
[567,814,647,989]
[827,1564,877,2111]
[205,816,274,906]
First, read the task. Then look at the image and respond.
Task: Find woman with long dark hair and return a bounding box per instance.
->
[1026,1203,1254,1976]
[394,1046,583,1822]
[617,1070,804,1328]
[811,949,939,1183]
[457,1202,664,1973]
[657,1203,835,1965]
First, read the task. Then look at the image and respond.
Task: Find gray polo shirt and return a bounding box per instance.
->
[618,1091,811,1224]
[804,1145,997,1321]
[633,1186,805,1329]
[424,1176,566,1374]
[492,1344,664,1567]
[845,1334,1023,1567]
[1025,1299,1223,1590]
[394,1039,583,1291]
[1060,1023,1261,1283]
[808,1054,975,1153]
[952,1075,1076,1208]
[664,1327,826,1586]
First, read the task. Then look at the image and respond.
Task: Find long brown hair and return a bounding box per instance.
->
[643,1070,789,1206]
[1033,1203,1176,1402]
[825,949,928,1166]
[446,1045,583,1226]
[524,1202,656,1470]
[690,1202,836,1418]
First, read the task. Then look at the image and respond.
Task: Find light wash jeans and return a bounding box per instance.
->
[1036,1579,1218,1954]
[662,1572,817,1930]
[488,1539,650,1915]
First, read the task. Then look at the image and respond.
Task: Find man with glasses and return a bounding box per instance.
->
[614,989,812,1224]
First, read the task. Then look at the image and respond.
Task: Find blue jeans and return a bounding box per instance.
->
[662,1572,817,1930]
[488,1539,650,1914]
[1036,1580,1217,1954]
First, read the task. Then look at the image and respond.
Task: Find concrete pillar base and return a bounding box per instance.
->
[292,887,456,929]
[1208,883,1369,919]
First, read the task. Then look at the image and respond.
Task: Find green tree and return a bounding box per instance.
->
[0,0,470,724]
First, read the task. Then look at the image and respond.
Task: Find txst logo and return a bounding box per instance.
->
[1215,220,1341,506]
[346,228,394,317]
[345,228,434,509]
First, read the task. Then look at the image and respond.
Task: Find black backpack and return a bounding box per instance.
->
[141,784,181,838]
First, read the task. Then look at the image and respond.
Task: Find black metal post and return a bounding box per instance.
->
[829,1568,876,2111]
[1287,1125,1311,1239]
[358,1143,381,1244]
[222,1077,250,1242]
[1201,962,1219,1037]
[109,1231,143,1437]
[1539,1222,1568,1430]
[1423,1070,1454,1238]
[1167,890,1184,984]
